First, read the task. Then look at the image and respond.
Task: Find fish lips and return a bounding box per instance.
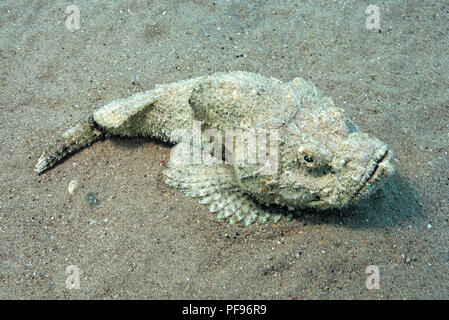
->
[349,145,395,203]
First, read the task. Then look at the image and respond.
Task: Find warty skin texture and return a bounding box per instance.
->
[35,71,394,225]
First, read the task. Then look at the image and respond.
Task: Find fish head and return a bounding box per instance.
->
[234,104,395,210]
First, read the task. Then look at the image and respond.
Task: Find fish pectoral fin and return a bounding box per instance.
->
[163,143,287,226]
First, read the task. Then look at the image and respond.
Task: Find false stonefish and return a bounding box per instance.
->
[35,71,394,225]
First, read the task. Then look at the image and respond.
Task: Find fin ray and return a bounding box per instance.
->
[163,142,290,225]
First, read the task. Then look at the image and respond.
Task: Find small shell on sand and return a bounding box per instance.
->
[68,179,78,195]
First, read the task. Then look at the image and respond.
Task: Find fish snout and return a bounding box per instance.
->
[346,138,395,203]
[332,133,395,205]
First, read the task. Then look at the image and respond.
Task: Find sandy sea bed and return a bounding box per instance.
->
[0,0,448,299]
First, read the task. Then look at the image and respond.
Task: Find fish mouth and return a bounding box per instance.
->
[350,146,393,203]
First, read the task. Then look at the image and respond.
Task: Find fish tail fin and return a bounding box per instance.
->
[34,115,105,174]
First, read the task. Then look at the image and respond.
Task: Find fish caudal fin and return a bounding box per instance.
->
[34,115,104,174]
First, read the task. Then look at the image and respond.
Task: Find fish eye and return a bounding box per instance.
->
[296,144,334,176]
[297,146,318,168]
[304,156,314,163]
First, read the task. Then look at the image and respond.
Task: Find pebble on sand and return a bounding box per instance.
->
[68,180,78,195]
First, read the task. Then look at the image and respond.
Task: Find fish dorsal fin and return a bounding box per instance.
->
[93,90,161,131]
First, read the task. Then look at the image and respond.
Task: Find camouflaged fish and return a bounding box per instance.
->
[35,71,394,225]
